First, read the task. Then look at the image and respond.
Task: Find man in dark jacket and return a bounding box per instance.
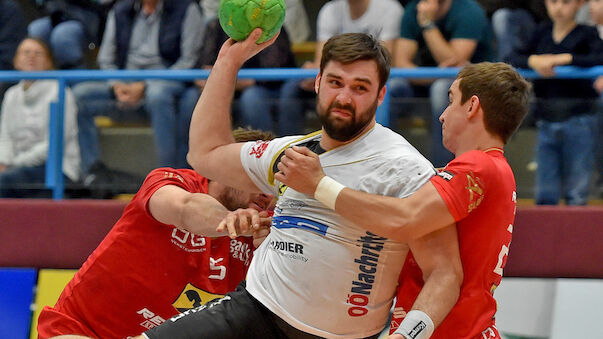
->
[73,0,204,173]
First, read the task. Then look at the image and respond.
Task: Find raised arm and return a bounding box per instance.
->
[275,146,455,242]
[186,29,279,192]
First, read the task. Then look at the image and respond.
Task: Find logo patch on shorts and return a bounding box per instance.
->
[172,283,225,312]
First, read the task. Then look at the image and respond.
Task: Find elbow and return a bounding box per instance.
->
[186,150,210,173]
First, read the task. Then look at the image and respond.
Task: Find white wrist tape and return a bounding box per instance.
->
[314,176,345,210]
[394,310,434,339]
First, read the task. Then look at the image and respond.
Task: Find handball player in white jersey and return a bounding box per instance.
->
[136,31,462,339]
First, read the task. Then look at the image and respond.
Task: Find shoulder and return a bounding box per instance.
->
[377,0,403,12]
[318,0,343,15]
[450,0,487,19]
[575,24,600,37]
[446,150,503,180]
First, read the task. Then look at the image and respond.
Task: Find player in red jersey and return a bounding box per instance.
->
[37,128,275,339]
[275,62,531,339]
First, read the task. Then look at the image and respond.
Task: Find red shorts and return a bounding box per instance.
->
[37,306,97,339]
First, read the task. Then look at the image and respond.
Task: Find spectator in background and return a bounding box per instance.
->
[490,0,549,63]
[0,0,27,99]
[588,0,603,196]
[200,0,311,43]
[27,0,114,69]
[391,0,494,167]
[73,0,204,174]
[0,0,26,70]
[0,38,80,198]
[507,0,603,205]
[179,18,295,144]
[278,0,404,135]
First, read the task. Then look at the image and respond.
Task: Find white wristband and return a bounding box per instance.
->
[314,176,345,210]
[394,310,434,339]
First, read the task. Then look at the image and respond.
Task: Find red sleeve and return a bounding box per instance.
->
[429,151,490,222]
[133,168,209,219]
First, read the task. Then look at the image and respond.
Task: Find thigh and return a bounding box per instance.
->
[145,80,186,98]
[143,284,283,339]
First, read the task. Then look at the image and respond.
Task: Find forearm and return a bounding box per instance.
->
[411,265,462,326]
[187,57,239,169]
[394,225,463,339]
[179,193,231,237]
[422,29,456,64]
[332,182,454,242]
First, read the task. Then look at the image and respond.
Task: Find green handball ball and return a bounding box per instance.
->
[218,0,286,43]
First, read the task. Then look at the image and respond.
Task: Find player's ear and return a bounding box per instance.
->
[377,85,386,106]
[467,95,480,118]
[315,73,321,94]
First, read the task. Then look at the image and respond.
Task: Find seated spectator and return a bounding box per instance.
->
[179,18,295,136]
[0,38,80,198]
[507,0,603,205]
[0,0,26,70]
[390,0,494,167]
[588,0,603,196]
[0,0,27,98]
[200,0,310,43]
[27,0,114,69]
[279,0,404,135]
[73,0,204,174]
[490,0,548,63]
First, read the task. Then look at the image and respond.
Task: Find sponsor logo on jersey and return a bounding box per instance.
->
[136,308,165,330]
[172,283,225,312]
[436,170,454,181]
[249,140,270,158]
[268,240,308,262]
[171,228,207,252]
[347,232,386,317]
[230,239,252,266]
[162,171,184,183]
[465,171,484,213]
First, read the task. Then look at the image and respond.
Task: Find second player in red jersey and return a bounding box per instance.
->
[391,149,516,338]
[38,128,275,339]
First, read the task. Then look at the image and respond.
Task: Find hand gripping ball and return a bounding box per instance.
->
[218,0,286,43]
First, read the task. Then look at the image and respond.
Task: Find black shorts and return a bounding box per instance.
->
[143,282,326,339]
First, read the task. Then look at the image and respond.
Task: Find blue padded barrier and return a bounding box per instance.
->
[0,268,37,339]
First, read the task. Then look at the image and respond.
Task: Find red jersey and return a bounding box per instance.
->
[391,149,516,339]
[38,168,255,338]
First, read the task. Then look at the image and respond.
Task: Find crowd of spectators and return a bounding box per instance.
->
[0,0,601,203]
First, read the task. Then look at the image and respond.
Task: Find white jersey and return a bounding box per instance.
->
[317,0,404,42]
[240,124,435,338]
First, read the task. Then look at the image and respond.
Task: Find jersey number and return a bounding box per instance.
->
[493,244,509,276]
[209,257,226,280]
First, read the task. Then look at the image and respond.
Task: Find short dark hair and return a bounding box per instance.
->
[320,33,391,89]
[233,127,275,142]
[457,62,531,143]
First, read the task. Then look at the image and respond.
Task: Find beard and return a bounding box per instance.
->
[316,91,378,142]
